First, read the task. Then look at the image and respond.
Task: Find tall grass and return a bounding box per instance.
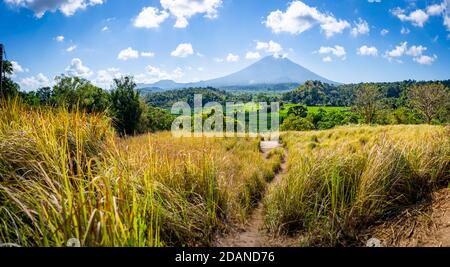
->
[0,99,282,246]
[264,125,449,246]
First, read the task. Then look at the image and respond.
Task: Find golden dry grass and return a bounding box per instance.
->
[0,99,282,247]
[264,125,450,246]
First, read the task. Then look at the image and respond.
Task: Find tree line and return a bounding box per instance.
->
[1,60,173,136]
[3,57,449,135]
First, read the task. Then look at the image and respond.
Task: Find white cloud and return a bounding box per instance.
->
[427,3,446,16]
[141,51,155,57]
[55,35,65,42]
[322,56,332,62]
[392,2,447,29]
[94,68,122,88]
[11,61,25,73]
[197,67,204,71]
[445,14,450,31]
[317,45,346,60]
[392,8,429,27]
[135,65,185,83]
[351,18,369,37]
[20,73,50,90]
[357,45,378,56]
[226,53,239,62]
[255,40,283,56]
[400,27,410,35]
[385,42,408,58]
[117,47,139,61]
[265,1,350,37]
[171,43,194,57]
[101,26,109,31]
[213,57,224,63]
[385,42,436,65]
[66,45,77,52]
[406,45,427,57]
[160,0,222,28]
[368,0,381,3]
[380,29,389,36]
[5,0,104,18]
[413,54,437,65]
[133,6,169,29]
[245,51,261,60]
[65,58,93,78]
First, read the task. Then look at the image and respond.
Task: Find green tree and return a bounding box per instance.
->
[354,84,382,124]
[53,76,109,112]
[36,87,53,106]
[109,76,143,135]
[287,104,308,118]
[1,60,20,98]
[281,115,314,131]
[408,83,450,124]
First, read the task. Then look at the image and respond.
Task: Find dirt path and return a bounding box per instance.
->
[215,141,297,247]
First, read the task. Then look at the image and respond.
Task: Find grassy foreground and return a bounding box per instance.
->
[265,125,450,246]
[0,99,282,246]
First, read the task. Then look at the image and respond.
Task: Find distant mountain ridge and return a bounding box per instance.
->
[138,56,337,91]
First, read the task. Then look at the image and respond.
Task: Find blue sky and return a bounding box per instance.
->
[1,0,449,91]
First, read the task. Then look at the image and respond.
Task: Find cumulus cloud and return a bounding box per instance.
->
[133,6,169,28]
[117,47,139,61]
[406,45,427,57]
[255,40,283,56]
[391,8,429,27]
[65,58,93,78]
[245,51,261,60]
[427,3,446,16]
[380,29,389,36]
[94,68,122,88]
[55,35,65,42]
[20,73,51,90]
[66,45,77,52]
[11,61,25,73]
[391,2,448,28]
[226,53,239,62]
[351,18,370,37]
[384,42,436,65]
[357,45,378,56]
[385,42,408,58]
[171,43,194,57]
[101,26,109,31]
[317,45,346,60]
[135,65,185,83]
[413,54,437,65]
[265,1,350,37]
[160,0,222,28]
[4,0,104,18]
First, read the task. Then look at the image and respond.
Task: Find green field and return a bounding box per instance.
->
[280,104,350,118]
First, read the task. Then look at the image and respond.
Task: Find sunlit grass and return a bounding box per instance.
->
[0,99,282,247]
[264,125,449,246]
